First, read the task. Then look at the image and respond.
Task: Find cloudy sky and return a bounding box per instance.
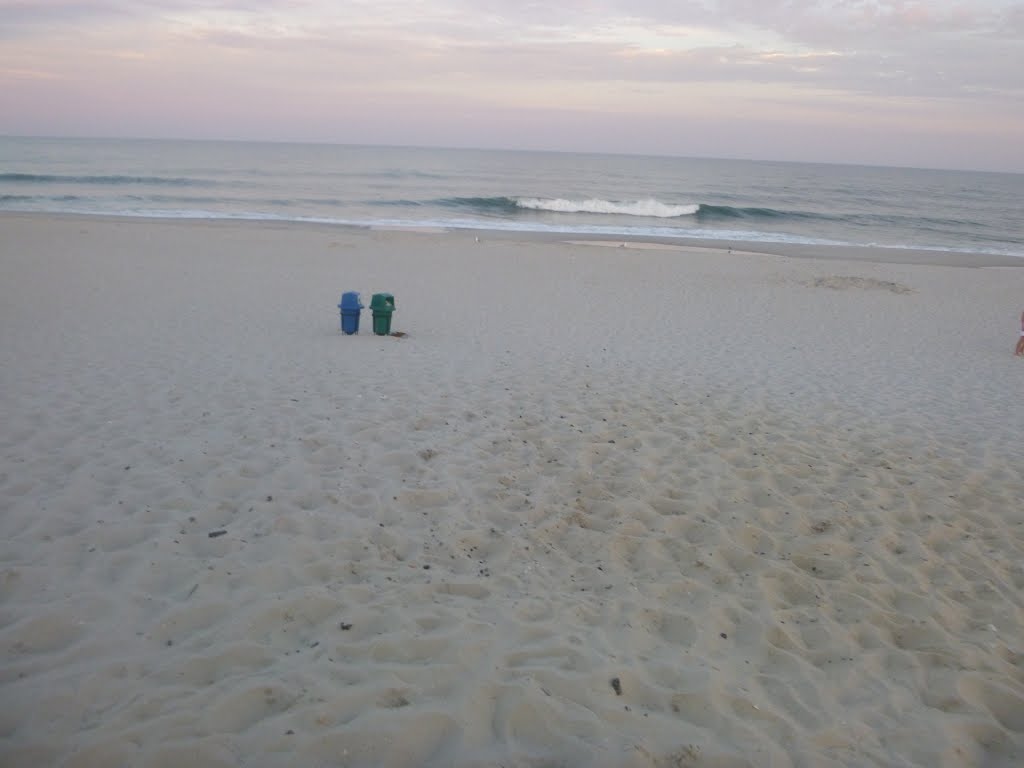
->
[2,0,1023,171]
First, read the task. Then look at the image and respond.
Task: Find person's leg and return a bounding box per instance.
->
[1016,336,1024,356]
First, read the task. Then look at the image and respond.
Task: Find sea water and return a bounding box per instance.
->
[1,136,1022,258]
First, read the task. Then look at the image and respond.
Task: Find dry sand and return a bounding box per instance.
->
[1,213,1023,768]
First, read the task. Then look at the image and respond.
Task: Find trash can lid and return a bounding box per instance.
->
[339,291,363,309]
[370,293,395,310]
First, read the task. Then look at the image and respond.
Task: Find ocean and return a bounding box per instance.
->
[2,136,1022,258]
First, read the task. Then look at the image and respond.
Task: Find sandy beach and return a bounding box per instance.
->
[1,213,1023,767]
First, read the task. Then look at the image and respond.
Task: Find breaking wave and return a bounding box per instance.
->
[436,196,818,221]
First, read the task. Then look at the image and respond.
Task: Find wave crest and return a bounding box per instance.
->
[515,197,698,218]
[0,172,200,187]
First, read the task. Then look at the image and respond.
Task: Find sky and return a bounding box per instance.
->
[2,0,1023,171]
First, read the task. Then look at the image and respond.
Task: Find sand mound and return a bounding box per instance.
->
[810,275,913,293]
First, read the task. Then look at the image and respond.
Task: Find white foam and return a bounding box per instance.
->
[515,196,699,218]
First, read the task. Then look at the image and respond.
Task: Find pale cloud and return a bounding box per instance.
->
[0,0,1021,169]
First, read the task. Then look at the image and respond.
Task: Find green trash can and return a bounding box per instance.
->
[370,293,396,335]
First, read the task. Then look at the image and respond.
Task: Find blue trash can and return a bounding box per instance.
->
[338,292,363,334]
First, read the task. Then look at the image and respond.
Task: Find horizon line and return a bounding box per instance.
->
[2,133,1019,176]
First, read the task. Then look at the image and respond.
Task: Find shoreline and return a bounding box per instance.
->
[3,210,1022,268]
